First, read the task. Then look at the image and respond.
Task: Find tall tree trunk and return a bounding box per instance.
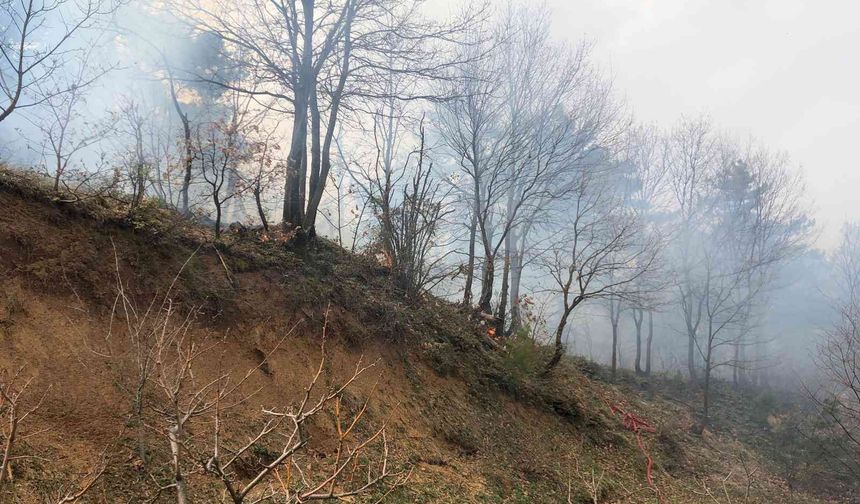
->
[509,227,524,335]
[308,88,321,202]
[304,91,322,237]
[299,144,307,224]
[738,306,756,387]
[303,2,353,236]
[496,173,516,334]
[283,103,308,228]
[53,152,64,192]
[611,319,619,376]
[0,400,18,486]
[166,66,193,215]
[462,204,478,306]
[700,357,712,433]
[732,340,741,387]
[254,186,269,232]
[180,121,193,215]
[699,319,715,433]
[132,162,146,211]
[683,288,700,382]
[169,423,190,504]
[213,197,222,239]
[478,250,495,314]
[688,331,697,382]
[610,299,621,377]
[283,0,315,228]
[496,253,510,336]
[180,129,194,215]
[545,307,573,373]
[733,302,750,387]
[176,108,192,214]
[633,309,644,375]
[753,336,768,387]
[645,310,654,376]
[508,255,522,334]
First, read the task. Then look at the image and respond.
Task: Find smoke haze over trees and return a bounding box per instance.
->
[2,1,860,499]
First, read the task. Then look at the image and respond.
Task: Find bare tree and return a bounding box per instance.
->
[169,0,477,236]
[0,0,119,123]
[146,302,219,504]
[164,62,195,215]
[815,308,860,475]
[806,223,860,479]
[606,296,625,375]
[115,98,155,211]
[196,92,256,238]
[493,6,623,335]
[831,222,860,310]
[438,6,623,324]
[435,17,507,308]
[0,367,108,503]
[321,158,363,249]
[203,336,409,503]
[235,122,284,234]
[717,140,811,386]
[682,140,809,430]
[93,243,205,469]
[124,24,239,215]
[619,124,670,375]
[0,367,42,487]
[347,104,455,297]
[135,303,409,503]
[691,246,757,431]
[664,115,718,381]
[346,88,417,264]
[106,83,191,211]
[25,50,112,192]
[542,167,658,372]
[384,121,453,297]
[100,249,410,503]
[628,288,669,377]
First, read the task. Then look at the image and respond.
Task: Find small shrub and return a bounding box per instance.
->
[4,291,24,318]
[656,427,687,476]
[501,329,542,379]
[573,356,603,379]
[749,390,779,427]
[423,341,458,377]
[440,423,479,456]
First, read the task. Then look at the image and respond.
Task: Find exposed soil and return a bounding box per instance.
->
[0,169,854,503]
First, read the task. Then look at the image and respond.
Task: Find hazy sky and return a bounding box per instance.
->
[432,0,859,249]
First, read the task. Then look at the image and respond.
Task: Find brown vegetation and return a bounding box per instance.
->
[0,169,853,502]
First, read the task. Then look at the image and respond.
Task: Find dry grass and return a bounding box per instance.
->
[0,168,851,503]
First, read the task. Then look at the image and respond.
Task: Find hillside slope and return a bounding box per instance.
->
[0,169,852,503]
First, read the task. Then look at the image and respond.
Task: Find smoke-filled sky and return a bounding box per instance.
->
[3,0,855,247]
[429,0,859,249]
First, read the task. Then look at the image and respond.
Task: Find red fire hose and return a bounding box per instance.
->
[607,402,667,504]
